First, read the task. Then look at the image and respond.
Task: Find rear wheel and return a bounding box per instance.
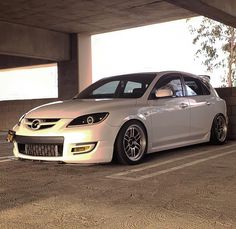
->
[210,114,227,144]
[115,121,147,165]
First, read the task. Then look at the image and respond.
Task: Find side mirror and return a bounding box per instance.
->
[155,88,173,98]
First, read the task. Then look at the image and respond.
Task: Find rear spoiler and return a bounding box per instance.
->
[199,75,211,82]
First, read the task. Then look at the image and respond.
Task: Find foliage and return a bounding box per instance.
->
[188,17,236,87]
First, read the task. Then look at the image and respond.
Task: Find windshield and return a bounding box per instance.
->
[76,73,156,99]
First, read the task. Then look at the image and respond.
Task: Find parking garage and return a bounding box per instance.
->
[0,0,236,228]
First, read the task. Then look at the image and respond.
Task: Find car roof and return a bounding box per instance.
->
[100,71,200,81]
[97,72,157,82]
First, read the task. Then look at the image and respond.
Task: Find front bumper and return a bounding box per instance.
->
[12,121,119,164]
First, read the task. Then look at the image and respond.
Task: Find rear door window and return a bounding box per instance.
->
[184,77,210,96]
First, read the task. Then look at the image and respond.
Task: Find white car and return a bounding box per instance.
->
[8,71,228,165]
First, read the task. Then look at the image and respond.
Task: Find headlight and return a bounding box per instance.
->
[67,112,109,127]
[18,113,26,126]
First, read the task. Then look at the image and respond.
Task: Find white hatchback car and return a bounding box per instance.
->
[8,71,228,165]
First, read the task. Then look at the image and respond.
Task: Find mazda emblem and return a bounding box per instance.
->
[31,119,41,130]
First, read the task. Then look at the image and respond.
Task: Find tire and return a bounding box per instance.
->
[210,114,227,145]
[114,120,147,165]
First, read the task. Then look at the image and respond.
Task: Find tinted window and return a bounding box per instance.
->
[92,81,119,95]
[150,75,184,99]
[184,77,210,96]
[77,74,156,99]
[201,81,211,95]
[124,81,142,93]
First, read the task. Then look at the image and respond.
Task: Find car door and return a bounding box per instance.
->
[148,74,190,150]
[183,75,214,140]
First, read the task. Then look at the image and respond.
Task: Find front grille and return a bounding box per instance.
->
[15,135,64,157]
[25,118,60,130]
[18,143,63,157]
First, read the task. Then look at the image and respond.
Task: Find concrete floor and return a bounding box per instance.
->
[0,134,236,229]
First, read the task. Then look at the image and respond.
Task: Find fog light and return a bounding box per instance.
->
[72,143,96,155]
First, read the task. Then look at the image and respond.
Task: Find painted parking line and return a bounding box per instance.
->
[0,141,9,144]
[108,144,235,177]
[0,159,12,163]
[107,144,236,181]
[0,156,15,163]
[0,156,15,160]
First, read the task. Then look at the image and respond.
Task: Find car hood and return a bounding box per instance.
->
[25,99,137,119]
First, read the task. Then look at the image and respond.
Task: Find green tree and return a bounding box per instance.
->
[188,17,236,87]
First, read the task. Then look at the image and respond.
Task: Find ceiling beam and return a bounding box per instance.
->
[0,21,70,61]
[166,0,236,27]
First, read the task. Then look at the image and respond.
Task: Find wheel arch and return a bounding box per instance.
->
[211,112,227,124]
[112,118,149,161]
[115,118,148,143]
[210,113,228,144]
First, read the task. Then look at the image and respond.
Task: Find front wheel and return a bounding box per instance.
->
[210,114,227,145]
[114,121,147,165]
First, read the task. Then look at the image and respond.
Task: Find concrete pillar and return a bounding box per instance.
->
[54,33,92,99]
[78,34,92,92]
[57,34,79,100]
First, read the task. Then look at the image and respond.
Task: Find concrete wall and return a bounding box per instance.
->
[215,88,236,140]
[0,99,56,130]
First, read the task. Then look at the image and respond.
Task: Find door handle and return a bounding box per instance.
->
[180,103,188,109]
[206,101,211,106]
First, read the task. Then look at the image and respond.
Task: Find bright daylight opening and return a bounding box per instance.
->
[0,63,58,101]
[92,17,222,87]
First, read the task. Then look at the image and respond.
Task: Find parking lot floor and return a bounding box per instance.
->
[0,135,235,229]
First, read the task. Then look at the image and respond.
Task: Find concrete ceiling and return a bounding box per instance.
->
[1,0,236,63]
[0,0,196,34]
